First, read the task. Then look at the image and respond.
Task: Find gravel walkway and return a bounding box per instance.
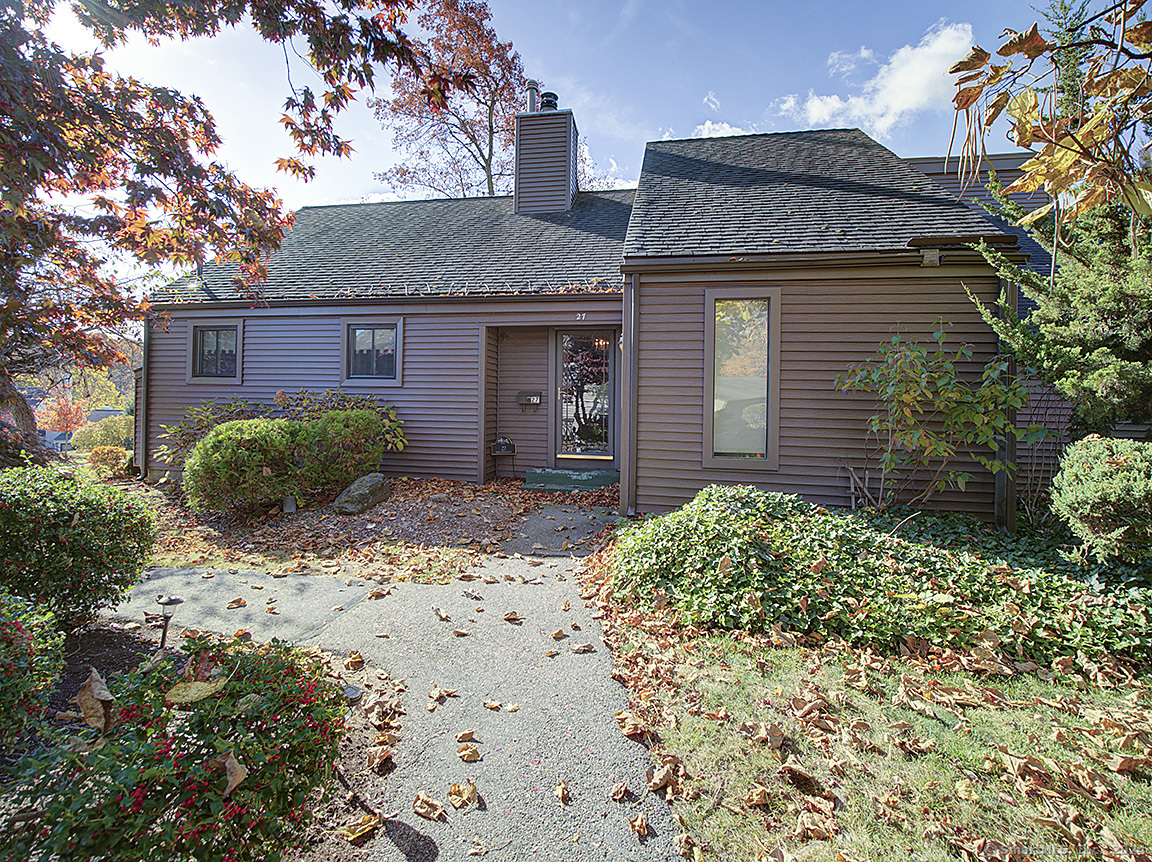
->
[107,506,679,862]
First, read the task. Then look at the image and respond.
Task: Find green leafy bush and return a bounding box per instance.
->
[0,592,64,740]
[0,467,156,628]
[87,445,131,479]
[613,484,1150,661]
[295,409,392,495]
[3,633,345,862]
[156,396,271,468]
[183,418,297,517]
[275,388,406,453]
[1052,435,1152,566]
[71,414,133,451]
[834,327,1043,506]
[185,408,404,517]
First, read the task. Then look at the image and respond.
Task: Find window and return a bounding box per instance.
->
[342,320,402,386]
[193,326,238,377]
[703,287,780,470]
[187,320,243,384]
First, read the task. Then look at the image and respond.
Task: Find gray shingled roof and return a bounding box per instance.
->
[152,189,634,304]
[624,129,1009,259]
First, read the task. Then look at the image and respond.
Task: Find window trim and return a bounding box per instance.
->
[340,317,403,387]
[186,319,244,385]
[703,286,781,471]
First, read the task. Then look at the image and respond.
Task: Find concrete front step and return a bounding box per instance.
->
[523,467,620,492]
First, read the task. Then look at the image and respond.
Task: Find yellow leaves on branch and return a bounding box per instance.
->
[948,7,1152,222]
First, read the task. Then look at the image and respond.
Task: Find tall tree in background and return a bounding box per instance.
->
[371,0,611,198]
[1,0,470,437]
[371,0,522,197]
[951,0,1152,432]
[34,392,88,439]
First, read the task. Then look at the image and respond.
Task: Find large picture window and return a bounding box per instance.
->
[187,320,243,383]
[341,319,402,386]
[703,287,780,470]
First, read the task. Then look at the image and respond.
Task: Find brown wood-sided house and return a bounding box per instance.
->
[141,92,1037,526]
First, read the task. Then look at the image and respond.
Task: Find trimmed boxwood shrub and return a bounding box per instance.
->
[0,467,156,628]
[613,484,1150,661]
[0,592,64,741]
[1052,435,1152,566]
[295,409,392,495]
[3,633,346,862]
[184,410,396,517]
[183,418,297,517]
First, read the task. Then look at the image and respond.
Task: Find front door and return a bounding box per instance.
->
[557,330,615,462]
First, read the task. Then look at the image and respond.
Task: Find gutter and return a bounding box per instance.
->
[149,286,625,313]
[621,273,640,517]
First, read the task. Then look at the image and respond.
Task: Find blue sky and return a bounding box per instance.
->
[47,0,1041,209]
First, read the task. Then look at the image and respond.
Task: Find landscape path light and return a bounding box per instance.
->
[155,594,184,649]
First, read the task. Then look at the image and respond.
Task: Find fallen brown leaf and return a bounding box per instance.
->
[456,729,476,743]
[628,812,649,838]
[610,781,629,802]
[340,813,381,845]
[207,751,247,798]
[447,779,478,809]
[413,792,445,821]
[226,597,246,609]
[555,780,570,804]
[345,650,364,671]
[69,669,117,734]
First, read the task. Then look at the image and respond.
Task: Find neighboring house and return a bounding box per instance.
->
[141,94,1034,525]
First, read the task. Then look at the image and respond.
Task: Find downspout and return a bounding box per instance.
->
[993,276,1018,532]
[139,318,151,481]
[620,273,640,516]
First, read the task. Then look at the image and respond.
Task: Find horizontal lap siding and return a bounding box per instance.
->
[146,297,622,485]
[634,271,1002,517]
[496,327,549,477]
[146,317,476,481]
[483,329,499,482]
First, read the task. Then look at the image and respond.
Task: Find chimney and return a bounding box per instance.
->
[514,86,577,213]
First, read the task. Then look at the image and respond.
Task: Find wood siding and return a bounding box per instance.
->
[144,297,620,484]
[514,110,576,214]
[495,327,549,477]
[630,266,1004,517]
[481,327,499,482]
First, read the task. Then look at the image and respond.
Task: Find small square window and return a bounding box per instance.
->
[193,326,238,378]
[347,325,397,379]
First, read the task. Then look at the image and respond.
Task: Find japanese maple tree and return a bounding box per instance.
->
[34,393,89,437]
[1,0,470,436]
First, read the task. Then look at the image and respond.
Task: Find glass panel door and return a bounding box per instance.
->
[558,331,613,457]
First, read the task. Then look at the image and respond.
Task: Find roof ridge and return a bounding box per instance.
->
[294,187,636,212]
[650,127,865,146]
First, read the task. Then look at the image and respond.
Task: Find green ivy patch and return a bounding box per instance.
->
[613,485,1151,662]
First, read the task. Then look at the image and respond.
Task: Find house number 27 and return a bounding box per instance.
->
[575,313,586,321]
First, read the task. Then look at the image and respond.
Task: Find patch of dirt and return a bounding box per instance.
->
[46,620,162,715]
[124,476,618,579]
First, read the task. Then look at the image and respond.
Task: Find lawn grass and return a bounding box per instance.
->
[593,485,1152,861]
[609,625,1151,861]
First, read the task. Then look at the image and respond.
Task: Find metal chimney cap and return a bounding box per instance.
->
[539,91,559,111]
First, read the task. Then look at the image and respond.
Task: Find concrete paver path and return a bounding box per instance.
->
[107,507,678,862]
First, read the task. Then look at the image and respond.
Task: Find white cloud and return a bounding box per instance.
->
[692,120,756,138]
[603,0,643,44]
[775,20,973,138]
[703,91,720,113]
[827,46,877,79]
[546,75,648,143]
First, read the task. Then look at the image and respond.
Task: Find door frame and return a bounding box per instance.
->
[548,327,619,470]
